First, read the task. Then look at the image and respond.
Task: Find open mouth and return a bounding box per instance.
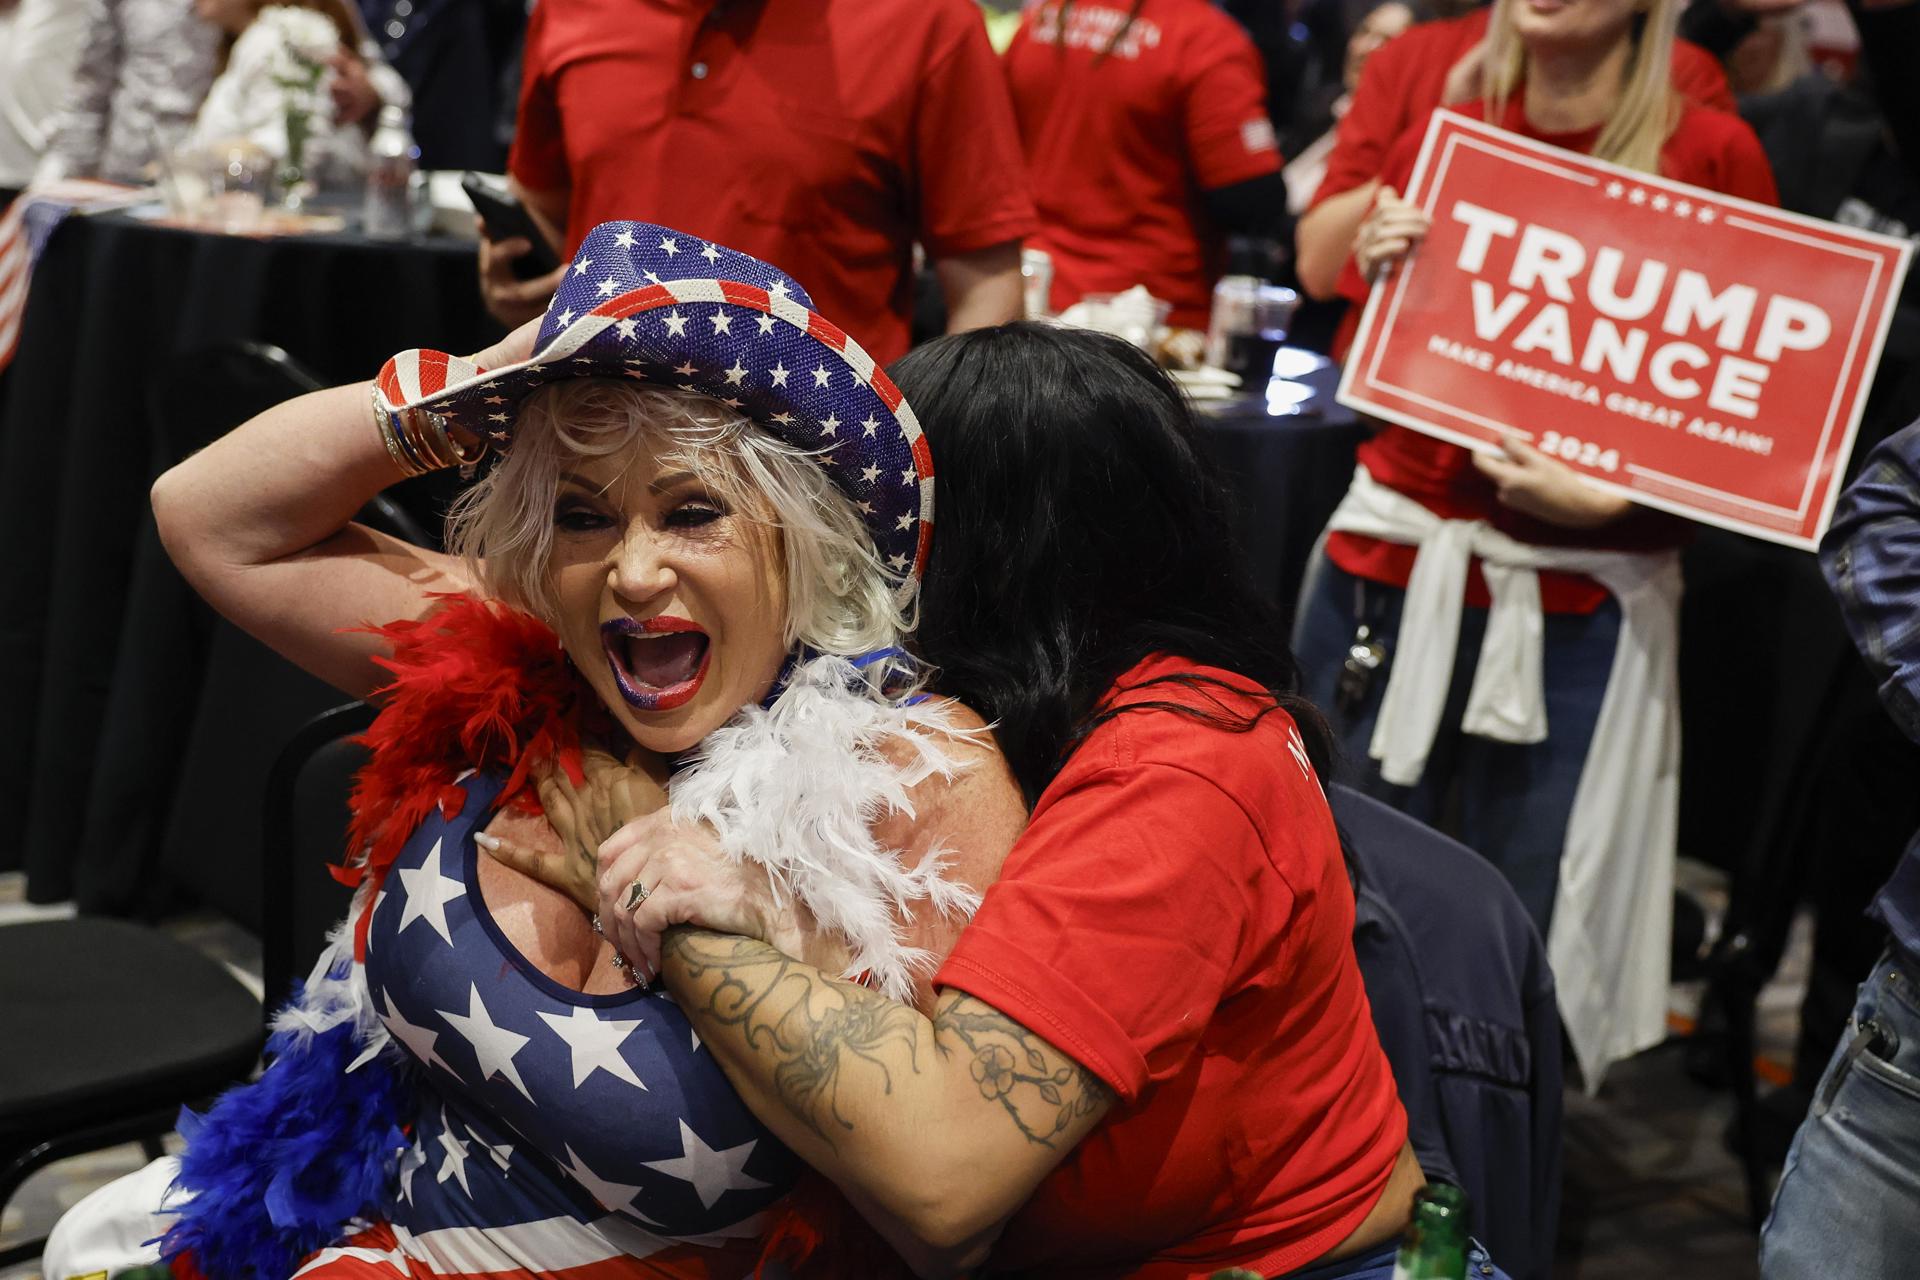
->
[601,617,712,712]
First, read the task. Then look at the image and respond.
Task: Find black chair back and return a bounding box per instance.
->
[261,702,374,1013]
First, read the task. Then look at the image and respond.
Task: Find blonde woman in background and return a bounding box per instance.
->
[1293,0,1779,1089]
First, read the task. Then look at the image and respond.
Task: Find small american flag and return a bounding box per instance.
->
[0,179,149,372]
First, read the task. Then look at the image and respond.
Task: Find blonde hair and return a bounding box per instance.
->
[446,380,910,657]
[1482,0,1681,176]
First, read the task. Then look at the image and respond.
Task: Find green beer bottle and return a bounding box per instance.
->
[1390,1183,1470,1280]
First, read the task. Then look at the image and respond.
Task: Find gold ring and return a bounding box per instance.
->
[622,878,651,912]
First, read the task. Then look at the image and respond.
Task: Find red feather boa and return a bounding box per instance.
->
[337,594,910,1277]
[337,593,606,960]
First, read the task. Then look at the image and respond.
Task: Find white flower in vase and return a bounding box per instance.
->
[257,6,339,205]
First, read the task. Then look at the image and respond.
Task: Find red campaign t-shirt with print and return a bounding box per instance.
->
[510,0,1036,365]
[1004,0,1281,329]
[934,654,1407,1278]
[1308,6,1735,211]
[1325,99,1779,612]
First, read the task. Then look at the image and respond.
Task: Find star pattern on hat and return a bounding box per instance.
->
[383,220,931,592]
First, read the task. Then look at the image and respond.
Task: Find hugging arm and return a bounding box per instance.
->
[587,710,1066,1272]
[663,935,1113,1275]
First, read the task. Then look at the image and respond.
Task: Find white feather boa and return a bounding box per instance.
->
[669,652,983,1003]
[306,650,981,1043]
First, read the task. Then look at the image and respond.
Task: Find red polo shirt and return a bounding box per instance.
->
[511,0,1037,364]
[1004,0,1282,328]
[936,655,1406,1277]
[1310,7,1735,211]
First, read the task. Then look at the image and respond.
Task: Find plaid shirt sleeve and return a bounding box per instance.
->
[1821,420,1920,745]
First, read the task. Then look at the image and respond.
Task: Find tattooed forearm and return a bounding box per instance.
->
[662,931,1114,1180]
[663,929,925,1149]
[936,995,1112,1148]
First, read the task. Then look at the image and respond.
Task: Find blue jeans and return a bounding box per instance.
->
[1292,555,1621,935]
[1281,1237,1505,1280]
[1759,946,1920,1279]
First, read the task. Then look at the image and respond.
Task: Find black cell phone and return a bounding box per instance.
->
[462,171,562,281]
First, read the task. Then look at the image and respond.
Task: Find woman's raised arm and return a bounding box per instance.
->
[150,325,535,697]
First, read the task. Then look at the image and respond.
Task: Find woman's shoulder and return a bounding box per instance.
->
[1078,654,1319,790]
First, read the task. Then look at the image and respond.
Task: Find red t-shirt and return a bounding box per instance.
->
[1309,6,1735,211]
[510,0,1037,364]
[935,655,1406,1278]
[1004,0,1281,329]
[1326,98,1778,611]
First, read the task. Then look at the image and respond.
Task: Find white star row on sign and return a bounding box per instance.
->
[1604,181,1718,221]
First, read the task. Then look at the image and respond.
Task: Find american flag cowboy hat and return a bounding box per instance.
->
[375,221,934,603]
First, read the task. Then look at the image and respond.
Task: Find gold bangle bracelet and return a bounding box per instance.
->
[371,386,435,478]
[425,411,487,467]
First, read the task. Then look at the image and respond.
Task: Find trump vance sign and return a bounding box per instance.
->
[1337,110,1913,549]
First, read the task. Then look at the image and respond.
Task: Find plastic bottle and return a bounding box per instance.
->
[363,105,419,240]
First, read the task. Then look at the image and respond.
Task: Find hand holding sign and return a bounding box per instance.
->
[1473,435,1634,529]
[1355,186,1431,283]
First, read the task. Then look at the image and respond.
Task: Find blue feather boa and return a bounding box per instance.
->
[157,978,413,1278]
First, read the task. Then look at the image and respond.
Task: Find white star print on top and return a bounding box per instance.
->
[536,1005,649,1091]
[436,1111,474,1197]
[560,1143,648,1217]
[380,988,454,1076]
[439,983,535,1101]
[395,837,465,946]
[642,1121,770,1210]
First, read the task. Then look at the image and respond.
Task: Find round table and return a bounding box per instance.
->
[0,211,498,905]
[1193,350,1367,622]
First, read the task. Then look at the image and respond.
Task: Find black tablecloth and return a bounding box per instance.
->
[1194,354,1367,623]
[0,212,496,904]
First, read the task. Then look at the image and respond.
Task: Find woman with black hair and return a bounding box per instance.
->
[585,324,1497,1278]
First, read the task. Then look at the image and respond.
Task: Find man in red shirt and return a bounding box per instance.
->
[1004,0,1290,329]
[482,0,1037,364]
[1294,3,1735,298]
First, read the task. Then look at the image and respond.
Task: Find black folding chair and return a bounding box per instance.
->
[0,703,368,1266]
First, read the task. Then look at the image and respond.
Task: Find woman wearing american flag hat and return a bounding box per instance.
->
[43,222,1028,1278]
